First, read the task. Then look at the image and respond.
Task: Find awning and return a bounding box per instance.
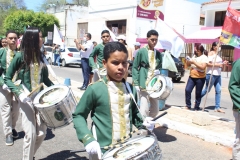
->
[185,28,222,44]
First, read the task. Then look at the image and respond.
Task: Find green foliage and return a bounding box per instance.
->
[3,10,60,37]
[72,0,88,6]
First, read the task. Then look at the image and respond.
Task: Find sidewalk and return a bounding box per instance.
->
[52,76,235,148]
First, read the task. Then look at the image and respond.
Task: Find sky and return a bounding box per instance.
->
[24,0,212,11]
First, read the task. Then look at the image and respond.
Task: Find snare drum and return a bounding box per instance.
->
[102,135,162,160]
[146,75,173,100]
[33,84,77,129]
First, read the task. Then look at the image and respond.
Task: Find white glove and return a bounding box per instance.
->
[143,117,156,132]
[18,93,31,103]
[135,86,140,93]
[2,84,11,92]
[154,70,160,75]
[93,69,98,73]
[85,141,102,159]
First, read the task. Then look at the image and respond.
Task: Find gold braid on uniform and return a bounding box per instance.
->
[101,127,143,150]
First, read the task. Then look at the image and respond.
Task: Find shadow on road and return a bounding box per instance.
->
[44,128,55,141]
[153,126,177,143]
[39,150,87,160]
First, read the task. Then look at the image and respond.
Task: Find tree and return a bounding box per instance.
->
[38,0,66,11]
[3,10,60,36]
[0,0,26,10]
[72,0,88,6]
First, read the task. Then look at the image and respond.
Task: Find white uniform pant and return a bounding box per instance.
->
[93,72,100,82]
[233,110,240,160]
[139,90,159,118]
[0,87,19,136]
[19,101,47,160]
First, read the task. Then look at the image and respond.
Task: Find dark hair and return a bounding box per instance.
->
[6,30,18,37]
[86,33,91,39]
[147,29,159,38]
[196,44,204,53]
[21,27,43,66]
[103,42,128,61]
[101,30,110,35]
[210,42,218,51]
[92,41,97,44]
[203,50,208,56]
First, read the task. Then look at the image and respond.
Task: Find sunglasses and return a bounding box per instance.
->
[102,35,110,38]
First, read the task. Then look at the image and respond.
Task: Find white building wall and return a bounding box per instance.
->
[202,0,240,27]
[164,0,201,36]
[204,10,215,27]
[77,0,202,45]
[47,5,88,47]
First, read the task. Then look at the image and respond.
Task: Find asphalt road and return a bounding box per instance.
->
[52,65,234,120]
[0,65,233,160]
[0,117,231,160]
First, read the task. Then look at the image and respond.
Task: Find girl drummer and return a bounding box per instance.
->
[4,27,54,160]
[73,42,154,160]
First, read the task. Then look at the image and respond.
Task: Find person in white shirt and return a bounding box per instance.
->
[200,42,227,113]
[74,33,94,90]
[133,42,141,60]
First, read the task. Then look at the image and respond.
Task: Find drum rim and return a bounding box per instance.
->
[148,75,167,99]
[33,84,70,108]
[102,135,157,159]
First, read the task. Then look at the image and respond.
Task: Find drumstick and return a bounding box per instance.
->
[70,112,167,153]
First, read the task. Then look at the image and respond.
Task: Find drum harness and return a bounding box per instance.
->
[70,81,167,154]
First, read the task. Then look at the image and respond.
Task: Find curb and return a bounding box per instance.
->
[156,107,235,148]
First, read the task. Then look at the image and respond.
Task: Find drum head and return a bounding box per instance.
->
[33,85,70,108]
[103,136,155,160]
[146,75,166,99]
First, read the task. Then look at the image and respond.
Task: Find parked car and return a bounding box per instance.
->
[44,46,54,64]
[168,54,185,82]
[60,47,81,67]
[128,54,185,83]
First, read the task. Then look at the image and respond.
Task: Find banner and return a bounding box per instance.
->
[136,0,164,20]
[220,7,240,48]
[155,18,184,58]
[53,24,65,49]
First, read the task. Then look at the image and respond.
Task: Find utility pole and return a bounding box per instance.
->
[65,8,67,46]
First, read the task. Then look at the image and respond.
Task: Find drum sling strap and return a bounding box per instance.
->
[124,82,145,120]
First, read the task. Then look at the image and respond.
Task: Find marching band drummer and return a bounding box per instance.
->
[4,27,54,160]
[132,29,162,118]
[0,30,20,146]
[89,30,111,82]
[73,42,155,160]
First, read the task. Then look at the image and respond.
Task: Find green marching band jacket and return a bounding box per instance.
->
[229,59,240,112]
[89,43,104,70]
[0,48,11,86]
[132,47,162,89]
[72,76,143,153]
[4,52,54,97]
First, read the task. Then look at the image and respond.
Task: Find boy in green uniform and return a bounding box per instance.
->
[132,29,162,118]
[4,27,54,160]
[73,42,155,160]
[229,59,240,159]
[89,30,111,82]
[0,30,20,146]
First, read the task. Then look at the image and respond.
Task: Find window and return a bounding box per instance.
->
[214,11,226,26]
[106,20,127,36]
[68,48,79,52]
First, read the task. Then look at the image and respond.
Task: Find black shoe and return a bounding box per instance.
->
[80,86,87,90]
[77,86,84,89]
[6,135,13,146]
[12,129,19,138]
[194,107,201,111]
